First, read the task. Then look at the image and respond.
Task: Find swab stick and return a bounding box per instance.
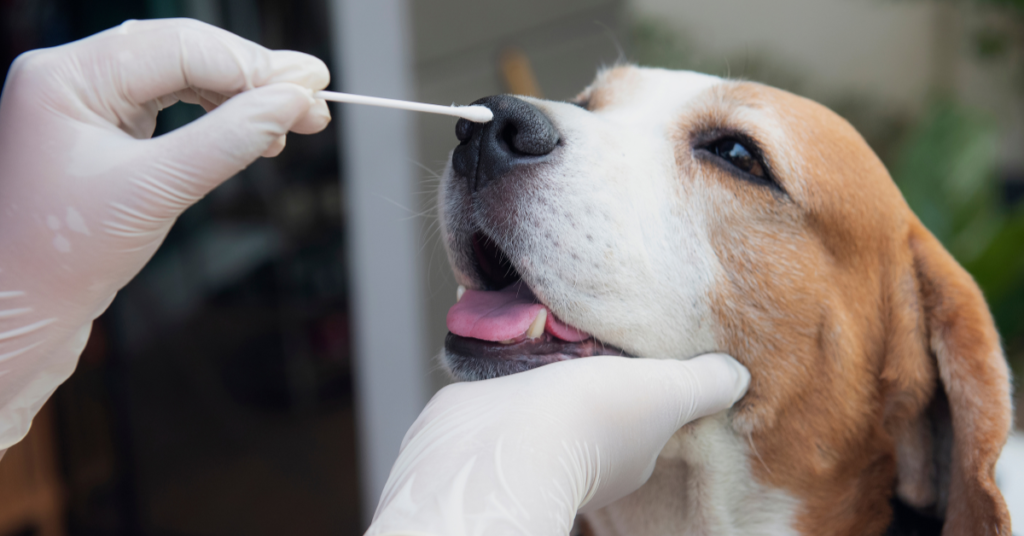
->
[314,90,493,123]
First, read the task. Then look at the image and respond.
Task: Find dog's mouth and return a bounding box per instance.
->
[444,232,629,381]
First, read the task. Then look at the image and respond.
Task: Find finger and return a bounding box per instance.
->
[195,88,231,107]
[154,93,179,111]
[73,19,329,108]
[560,355,748,429]
[263,135,287,158]
[186,89,230,112]
[186,86,327,133]
[167,88,327,132]
[174,88,203,106]
[171,86,327,131]
[664,353,750,426]
[199,98,219,113]
[290,99,332,134]
[145,83,314,215]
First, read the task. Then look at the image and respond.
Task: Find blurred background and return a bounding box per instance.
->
[1,0,1022,534]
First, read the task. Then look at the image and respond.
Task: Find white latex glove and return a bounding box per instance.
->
[367,353,750,536]
[0,18,331,450]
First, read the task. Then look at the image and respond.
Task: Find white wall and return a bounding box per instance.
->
[327,0,629,524]
[327,0,429,526]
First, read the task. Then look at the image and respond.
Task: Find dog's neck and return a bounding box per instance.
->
[583,413,803,535]
[583,414,948,536]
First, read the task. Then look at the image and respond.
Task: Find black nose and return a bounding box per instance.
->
[451,95,559,192]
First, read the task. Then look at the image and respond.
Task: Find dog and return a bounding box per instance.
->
[438,65,1012,535]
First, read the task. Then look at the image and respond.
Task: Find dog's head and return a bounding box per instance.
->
[438,66,1011,534]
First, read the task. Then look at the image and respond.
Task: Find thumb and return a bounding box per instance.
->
[662,353,750,427]
[146,82,315,210]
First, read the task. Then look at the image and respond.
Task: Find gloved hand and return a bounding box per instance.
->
[0,18,331,450]
[366,353,750,536]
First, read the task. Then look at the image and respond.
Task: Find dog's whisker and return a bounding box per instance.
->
[408,158,445,179]
[593,20,627,66]
[747,431,771,476]
[372,194,425,219]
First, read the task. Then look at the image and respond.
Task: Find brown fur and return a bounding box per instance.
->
[697,82,1012,534]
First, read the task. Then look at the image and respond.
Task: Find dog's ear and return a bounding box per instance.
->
[884,223,1012,534]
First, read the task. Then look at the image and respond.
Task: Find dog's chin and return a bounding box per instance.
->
[444,332,631,382]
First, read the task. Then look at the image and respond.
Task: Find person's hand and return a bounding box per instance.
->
[366,353,750,536]
[0,18,331,450]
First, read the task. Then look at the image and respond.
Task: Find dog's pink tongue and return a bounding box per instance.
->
[447,284,590,342]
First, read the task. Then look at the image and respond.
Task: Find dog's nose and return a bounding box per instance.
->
[451,95,559,192]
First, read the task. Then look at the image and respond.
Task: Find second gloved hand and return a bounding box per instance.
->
[366,353,750,536]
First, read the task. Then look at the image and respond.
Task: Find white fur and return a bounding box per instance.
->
[506,70,725,358]
[586,414,800,535]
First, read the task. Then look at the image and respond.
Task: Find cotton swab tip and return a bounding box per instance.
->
[459,105,494,123]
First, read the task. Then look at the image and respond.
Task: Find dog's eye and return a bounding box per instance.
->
[706,138,765,178]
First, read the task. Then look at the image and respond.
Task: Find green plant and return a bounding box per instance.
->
[892,101,1024,365]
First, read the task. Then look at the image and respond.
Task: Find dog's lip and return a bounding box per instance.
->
[445,331,631,369]
[446,282,631,377]
[444,332,630,382]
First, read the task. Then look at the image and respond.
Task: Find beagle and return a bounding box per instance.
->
[439,65,1012,535]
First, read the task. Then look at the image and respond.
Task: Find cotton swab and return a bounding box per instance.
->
[314,90,493,123]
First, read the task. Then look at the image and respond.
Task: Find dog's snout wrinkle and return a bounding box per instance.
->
[451,95,559,192]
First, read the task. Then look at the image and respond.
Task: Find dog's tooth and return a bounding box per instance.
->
[456,285,466,302]
[499,338,516,345]
[526,309,547,339]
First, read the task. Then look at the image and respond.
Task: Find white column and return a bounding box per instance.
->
[326,0,429,526]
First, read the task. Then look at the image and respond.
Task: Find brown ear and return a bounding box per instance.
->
[885,223,1012,534]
